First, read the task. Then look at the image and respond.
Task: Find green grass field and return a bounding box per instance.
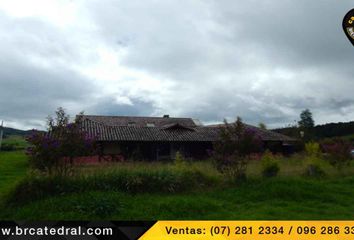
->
[2,177,354,220]
[0,151,28,199]
[1,135,29,150]
[1,148,354,220]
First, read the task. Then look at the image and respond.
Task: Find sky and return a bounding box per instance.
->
[0,0,353,130]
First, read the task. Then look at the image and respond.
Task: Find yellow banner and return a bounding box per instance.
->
[139,221,354,240]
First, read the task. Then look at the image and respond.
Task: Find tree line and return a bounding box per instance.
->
[273,109,354,141]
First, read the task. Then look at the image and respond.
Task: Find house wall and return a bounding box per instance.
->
[263,141,298,155]
[99,141,213,161]
[101,142,122,155]
[99,140,295,161]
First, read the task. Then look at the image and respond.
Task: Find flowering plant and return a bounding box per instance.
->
[320,138,352,169]
[212,117,263,181]
[26,108,97,176]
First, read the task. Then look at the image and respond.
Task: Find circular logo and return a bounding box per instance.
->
[343,9,354,45]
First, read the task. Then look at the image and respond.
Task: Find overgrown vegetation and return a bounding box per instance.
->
[212,117,262,181]
[1,148,354,219]
[303,141,325,177]
[3,171,354,219]
[6,164,220,206]
[320,138,353,170]
[26,108,96,176]
[261,150,280,177]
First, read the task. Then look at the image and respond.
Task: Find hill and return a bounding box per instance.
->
[1,127,40,138]
[273,121,354,140]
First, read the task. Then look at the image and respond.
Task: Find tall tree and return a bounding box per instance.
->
[298,109,315,129]
[258,122,267,130]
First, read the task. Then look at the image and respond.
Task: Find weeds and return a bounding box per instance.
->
[261,150,280,178]
[6,164,221,205]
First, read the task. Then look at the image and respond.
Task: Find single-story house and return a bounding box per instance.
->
[79,114,297,161]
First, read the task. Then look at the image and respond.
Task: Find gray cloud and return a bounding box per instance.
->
[0,54,97,128]
[86,96,156,117]
[1,1,354,129]
[84,0,354,124]
[0,12,97,129]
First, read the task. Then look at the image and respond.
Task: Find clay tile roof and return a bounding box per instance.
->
[79,115,297,142]
[206,123,297,142]
[82,115,196,128]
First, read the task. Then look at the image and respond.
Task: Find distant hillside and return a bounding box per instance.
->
[1,127,36,138]
[273,121,354,140]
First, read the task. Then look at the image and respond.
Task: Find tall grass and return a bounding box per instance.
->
[5,160,222,205]
[248,153,354,177]
[5,152,354,205]
[2,149,354,219]
[3,176,354,220]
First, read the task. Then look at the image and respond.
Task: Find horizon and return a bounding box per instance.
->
[2,114,354,132]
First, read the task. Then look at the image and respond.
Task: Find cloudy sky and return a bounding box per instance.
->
[0,0,353,130]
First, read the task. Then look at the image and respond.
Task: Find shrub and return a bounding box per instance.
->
[305,141,320,157]
[303,141,326,177]
[212,117,262,181]
[0,143,16,151]
[261,150,280,177]
[320,138,353,170]
[304,155,326,177]
[173,151,188,170]
[26,108,97,176]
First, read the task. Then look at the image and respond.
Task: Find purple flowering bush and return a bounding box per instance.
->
[320,138,352,169]
[26,108,97,176]
[212,117,263,181]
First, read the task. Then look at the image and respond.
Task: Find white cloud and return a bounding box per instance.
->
[0,0,354,130]
[0,0,79,27]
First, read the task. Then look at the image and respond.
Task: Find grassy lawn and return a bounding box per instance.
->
[0,151,28,199]
[1,177,354,220]
[1,149,354,220]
